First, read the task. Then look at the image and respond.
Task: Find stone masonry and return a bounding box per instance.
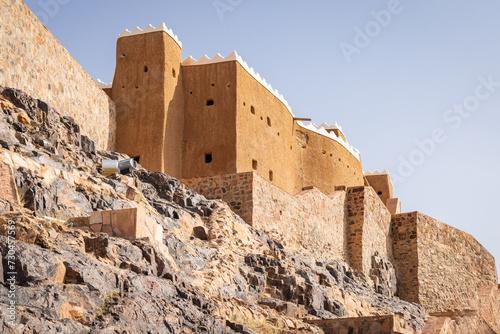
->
[0,0,116,150]
[69,207,163,244]
[391,212,497,314]
[346,186,392,274]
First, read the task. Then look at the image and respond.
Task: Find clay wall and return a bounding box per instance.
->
[235,63,296,193]
[181,60,364,195]
[112,31,184,176]
[346,186,392,274]
[295,127,364,195]
[0,0,115,150]
[391,212,498,313]
[182,62,238,178]
[365,173,393,206]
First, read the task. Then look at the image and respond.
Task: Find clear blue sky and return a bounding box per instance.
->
[24,0,500,277]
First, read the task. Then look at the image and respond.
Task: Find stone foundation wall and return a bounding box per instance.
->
[180,172,254,224]
[391,212,498,313]
[478,285,500,331]
[391,212,419,303]
[182,172,347,260]
[69,207,163,244]
[346,186,392,274]
[252,173,346,260]
[421,317,454,334]
[305,315,416,334]
[0,0,116,150]
[416,213,497,313]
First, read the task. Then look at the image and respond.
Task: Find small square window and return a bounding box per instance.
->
[206,99,214,106]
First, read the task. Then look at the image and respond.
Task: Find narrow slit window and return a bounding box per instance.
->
[269,170,274,181]
[144,66,148,72]
[204,153,212,163]
[267,117,271,127]
[206,99,214,106]
[252,159,258,170]
[251,106,255,114]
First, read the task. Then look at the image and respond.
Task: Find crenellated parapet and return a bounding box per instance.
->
[118,23,182,48]
[182,51,294,116]
[297,121,361,161]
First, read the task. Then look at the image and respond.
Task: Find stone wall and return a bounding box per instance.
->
[0,0,115,150]
[391,212,419,303]
[417,213,497,313]
[183,173,399,267]
[252,172,346,260]
[70,207,163,244]
[478,285,500,331]
[182,171,347,260]
[306,315,416,334]
[421,317,454,334]
[391,212,498,313]
[180,172,254,224]
[346,186,392,274]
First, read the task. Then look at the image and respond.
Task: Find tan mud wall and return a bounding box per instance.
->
[235,63,296,193]
[112,31,184,175]
[182,62,238,178]
[295,127,364,195]
[234,62,364,195]
[0,0,115,150]
[365,174,393,206]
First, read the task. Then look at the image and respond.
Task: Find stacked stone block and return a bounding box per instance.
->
[391,212,419,303]
[0,0,116,150]
[70,207,163,244]
[306,315,414,334]
[346,186,392,274]
[391,212,498,313]
[181,172,254,223]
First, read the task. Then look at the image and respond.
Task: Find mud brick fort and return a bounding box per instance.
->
[0,0,499,332]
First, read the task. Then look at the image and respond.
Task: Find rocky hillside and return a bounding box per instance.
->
[0,87,428,333]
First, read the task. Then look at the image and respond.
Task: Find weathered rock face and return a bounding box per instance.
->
[0,88,443,333]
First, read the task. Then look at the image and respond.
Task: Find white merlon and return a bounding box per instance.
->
[365,170,389,176]
[182,51,294,117]
[318,121,344,134]
[297,121,361,161]
[118,23,182,49]
[95,79,112,89]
